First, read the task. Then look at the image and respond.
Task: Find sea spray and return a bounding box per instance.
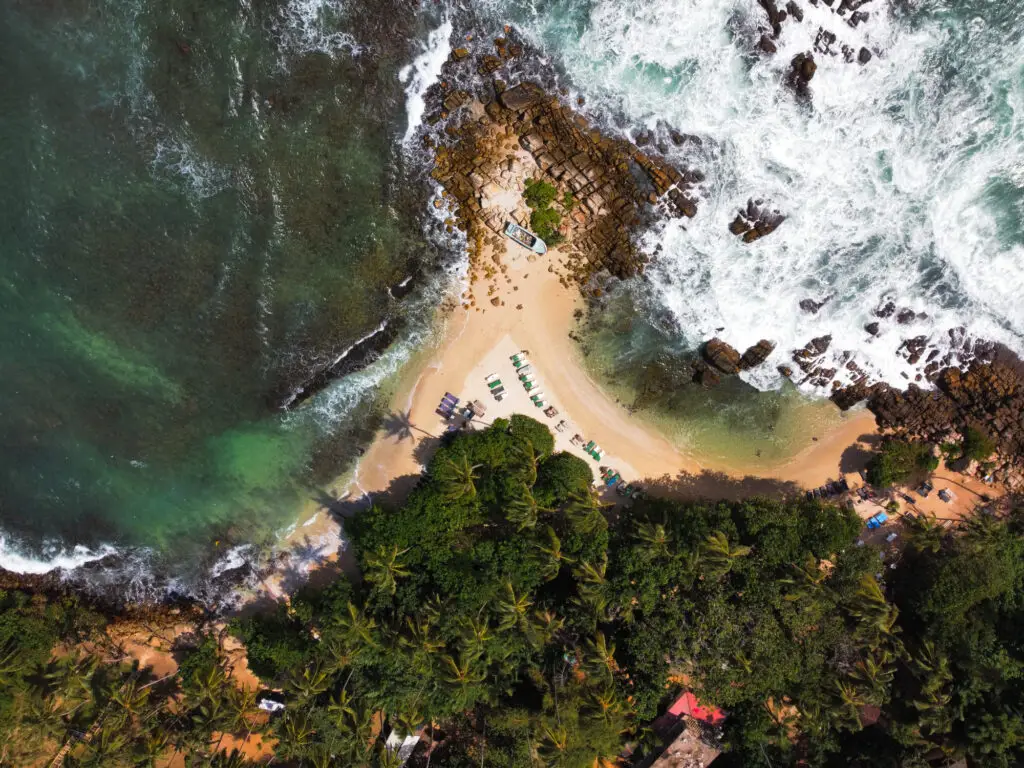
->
[472,0,1024,392]
[400,18,455,145]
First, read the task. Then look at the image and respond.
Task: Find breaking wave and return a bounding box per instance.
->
[473,0,1024,391]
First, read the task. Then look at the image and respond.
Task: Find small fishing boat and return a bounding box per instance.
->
[504,222,547,254]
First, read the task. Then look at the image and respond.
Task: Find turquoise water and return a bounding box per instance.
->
[0,0,439,580]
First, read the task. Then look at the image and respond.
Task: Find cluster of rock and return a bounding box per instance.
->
[695,337,777,386]
[754,0,876,100]
[729,199,786,242]
[833,348,1024,491]
[424,33,702,281]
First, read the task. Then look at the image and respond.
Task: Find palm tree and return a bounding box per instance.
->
[849,650,895,706]
[584,632,618,680]
[287,661,331,703]
[458,614,494,659]
[564,490,609,536]
[0,642,27,689]
[585,687,623,725]
[904,514,945,553]
[363,544,412,595]
[511,440,541,487]
[275,711,314,761]
[80,721,131,766]
[572,555,611,620]
[530,610,565,648]
[45,651,99,710]
[700,530,752,577]
[633,521,672,559]
[440,454,482,502]
[334,601,379,650]
[848,574,900,646]
[506,485,549,531]
[833,680,867,730]
[496,581,534,634]
[400,615,445,666]
[534,724,569,768]
[535,526,575,581]
[208,749,252,768]
[442,653,488,710]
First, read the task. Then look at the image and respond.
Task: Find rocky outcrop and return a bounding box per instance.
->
[787,52,817,98]
[740,339,777,370]
[831,346,1024,491]
[703,338,742,374]
[425,33,703,281]
[729,199,786,242]
[800,297,830,314]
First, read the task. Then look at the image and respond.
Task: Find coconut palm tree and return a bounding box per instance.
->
[585,687,623,725]
[700,531,752,577]
[441,653,487,711]
[564,490,609,536]
[440,454,482,503]
[833,681,867,731]
[363,544,412,595]
[287,661,331,703]
[849,650,895,706]
[904,514,946,553]
[534,724,569,768]
[848,574,900,646]
[632,521,672,559]
[530,610,565,648]
[400,615,445,669]
[583,632,618,681]
[511,440,541,487]
[496,581,534,634]
[334,601,379,650]
[275,711,315,761]
[535,526,575,581]
[0,642,28,689]
[458,613,495,659]
[45,651,99,711]
[506,485,550,531]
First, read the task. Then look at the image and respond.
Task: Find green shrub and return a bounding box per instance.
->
[866,440,938,488]
[523,178,558,209]
[962,426,995,462]
[534,451,593,508]
[508,414,555,458]
[562,191,577,210]
[940,441,961,460]
[529,207,563,244]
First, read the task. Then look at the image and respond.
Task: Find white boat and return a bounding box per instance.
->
[504,221,548,254]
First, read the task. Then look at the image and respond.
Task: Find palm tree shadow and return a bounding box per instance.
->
[642,469,804,502]
[382,410,436,441]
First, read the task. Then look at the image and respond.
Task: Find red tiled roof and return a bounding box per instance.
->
[668,692,726,725]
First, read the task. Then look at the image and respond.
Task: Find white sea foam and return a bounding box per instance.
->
[279,0,361,57]
[152,133,231,200]
[399,18,454,145]
[0,534,118,575]
[475,0,1024,392]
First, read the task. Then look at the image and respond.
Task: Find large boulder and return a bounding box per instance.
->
[703,338,743,374]
[740,339,777,370]
[499,82,546,111]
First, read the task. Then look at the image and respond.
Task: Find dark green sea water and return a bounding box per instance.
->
[0,0,440,580]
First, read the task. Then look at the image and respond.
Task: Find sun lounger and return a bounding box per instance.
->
[521,374,536,382]
[516,364,532,375]
[584,440,595,451]
[485,373,499,383]
[443,393,459,405]
[535,400,548,408]
[571,434,583,446]
[530,392,545,401]
[488,379,503,389]
[494,393,505,401]
[436,408,452,419]
[511,352,526,362]
[525,382,539,391]
[491,386,505,396]
[605,473,620,486]
[514,359,529,369]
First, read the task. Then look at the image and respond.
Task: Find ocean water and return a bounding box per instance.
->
[472,0,1024,390]
[4,0,1024,585]
[0,0,450,587]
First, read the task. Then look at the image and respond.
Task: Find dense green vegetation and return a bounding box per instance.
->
[523,179,565,245]
[961,426,996,462]
[3,417,1024,767]
[866,439,939,488]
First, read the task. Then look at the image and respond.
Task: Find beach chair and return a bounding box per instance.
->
[443,393,459,405]
[488,379,503,389]
[571,434,583,446]
[525,382,540,391]
[535,400,549,409]
[584,440,595,452]
[485,373,499,383]
[511,352,526,362]
[514,359,529,369]
[491,386,506,396]
[516,364,532,374]
[530,392,545,401]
